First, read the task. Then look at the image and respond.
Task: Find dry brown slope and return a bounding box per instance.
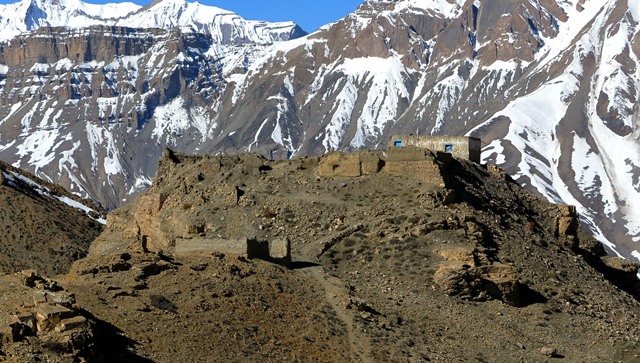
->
[5,149,640,362]
[0,160,104,276]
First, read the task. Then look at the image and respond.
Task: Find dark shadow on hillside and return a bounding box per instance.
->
[78,309,155,363]
[439,158,523,216]
[289,261,321,270]
[577,249,640,302]
[516,285,548,307]
[471,219,500,261]
[150,294,178,313]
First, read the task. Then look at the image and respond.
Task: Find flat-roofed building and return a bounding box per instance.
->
[388,135,481,163]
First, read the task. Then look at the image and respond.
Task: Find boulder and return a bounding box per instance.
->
[436,245,476,265]
[54,316,88,333]
[35,303,75,332]
[559,205,577,217]
[475,263,522,306]
[433,262,478,299]
[558,216,578,236]
[0,317,22,344]
[434,260,523,306]
[602,256,640,273]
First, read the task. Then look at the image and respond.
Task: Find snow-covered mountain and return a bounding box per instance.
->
[0,0,140,42]
[117,0,305,44]
[0,0,639,262]
[0,0,305,43]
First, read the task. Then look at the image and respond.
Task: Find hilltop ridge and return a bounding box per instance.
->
[0,149,637,362]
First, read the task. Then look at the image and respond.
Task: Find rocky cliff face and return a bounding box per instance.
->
[0,26,225,207]
[0,0,639,261]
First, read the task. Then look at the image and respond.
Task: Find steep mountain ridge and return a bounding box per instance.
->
[0,0,639,261]
[118,0,305,44]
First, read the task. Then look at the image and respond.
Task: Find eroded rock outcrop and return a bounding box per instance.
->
[0,271,93,361]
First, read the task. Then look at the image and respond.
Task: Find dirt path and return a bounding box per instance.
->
[292,232,373,362]
[298,259,374,363]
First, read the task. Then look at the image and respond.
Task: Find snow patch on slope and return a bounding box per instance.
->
[392,0,467,18]
[338,57,410,148]
[323,79,357,151]
[152,97,191,143]
[318,56,411,151]
[2,170,105,224]
[153,97,214,144]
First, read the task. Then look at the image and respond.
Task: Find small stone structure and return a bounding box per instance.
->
[388,135,481,163]
[384,146,450,186]
[174,237,291,267]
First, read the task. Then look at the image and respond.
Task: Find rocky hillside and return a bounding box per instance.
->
[0,160,104,275]
[0,0,638,263]
[2,149,639,362]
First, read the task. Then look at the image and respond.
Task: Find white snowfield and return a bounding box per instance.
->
[0,0,300,44]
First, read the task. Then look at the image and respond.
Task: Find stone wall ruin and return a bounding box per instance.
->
[316,146,450,187]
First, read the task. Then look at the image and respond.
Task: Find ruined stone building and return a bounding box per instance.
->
[388,135,482,163]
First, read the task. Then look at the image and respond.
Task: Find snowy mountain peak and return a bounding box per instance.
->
[0,0,141,41]
[392,0,467,16]
[0,0,305,44]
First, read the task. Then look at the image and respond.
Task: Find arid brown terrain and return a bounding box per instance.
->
[1,148,640,362]
[0,160,104,276]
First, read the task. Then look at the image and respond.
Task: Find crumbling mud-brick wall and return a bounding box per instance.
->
[317,151,384,177]
[384,147,446,187]
[174,237,291,267]
[317,148,447,187]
